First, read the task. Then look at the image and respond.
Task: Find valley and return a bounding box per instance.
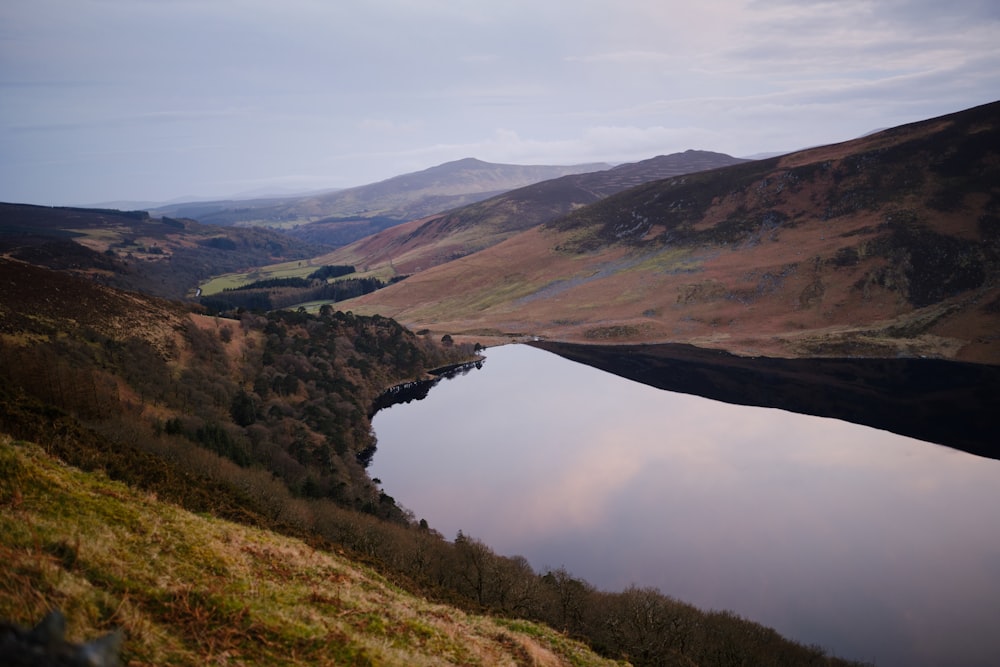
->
[1,100,998,666]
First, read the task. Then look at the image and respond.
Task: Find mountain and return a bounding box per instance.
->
[313,150,749,277]
[152,158,610,247]
[338,102,1000,365]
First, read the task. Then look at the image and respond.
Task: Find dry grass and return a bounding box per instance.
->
[0,436,625,667]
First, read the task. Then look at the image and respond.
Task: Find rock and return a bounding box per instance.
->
[0,610,122,667]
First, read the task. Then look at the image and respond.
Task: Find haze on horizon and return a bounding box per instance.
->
[2,0,998,207]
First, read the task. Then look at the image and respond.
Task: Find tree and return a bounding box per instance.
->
[229,389,257,426]
[489,554,539,616]
[453,531,494,605]
[602,586,698,665]
[540,567,593,634]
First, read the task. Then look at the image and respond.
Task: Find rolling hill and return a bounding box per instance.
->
[312,150,749,277]
[154,158,609,247]
[337,101,1000,365]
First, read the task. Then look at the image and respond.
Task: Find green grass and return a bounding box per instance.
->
[0,435,625,667]
[68,227,123,245]
[198,259,398,297]
[628,246,703,274]
[417,276,547,318]
[198,260,321,296]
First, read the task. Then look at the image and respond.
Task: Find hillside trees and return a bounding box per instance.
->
[587,586,702,665]
[0,296,475,521]
[175,307,477,515]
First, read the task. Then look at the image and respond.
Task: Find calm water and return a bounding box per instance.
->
[371,344,1000,667]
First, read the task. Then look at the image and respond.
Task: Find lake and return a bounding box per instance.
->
[370,343,1000,667]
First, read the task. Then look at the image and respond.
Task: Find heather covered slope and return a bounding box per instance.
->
[0,256,475,522]
[341,102,1000,364]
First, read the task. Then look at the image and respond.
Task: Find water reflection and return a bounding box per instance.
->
[529,340,1000,460]
[371,344,1000,667]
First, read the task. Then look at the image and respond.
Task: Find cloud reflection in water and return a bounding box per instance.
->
[371,344,1000,667]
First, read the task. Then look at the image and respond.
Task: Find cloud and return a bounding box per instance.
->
[357,118,422,134]
[565,51,681,66]
[10,109,246,133]
[332,123,724,176]
[1,0,998,203]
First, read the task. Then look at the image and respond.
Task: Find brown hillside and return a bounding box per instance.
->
[317,150,748,276]
[340,102,1000,364]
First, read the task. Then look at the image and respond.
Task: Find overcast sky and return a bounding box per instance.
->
[2,0,998,206]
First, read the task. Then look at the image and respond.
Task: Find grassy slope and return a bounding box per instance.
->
[0,435,623,667]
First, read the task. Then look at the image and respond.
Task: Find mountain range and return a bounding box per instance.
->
[151,158,610,247]
[4,103,997,365]
[0,202,326,298]
[334,101,1000,365]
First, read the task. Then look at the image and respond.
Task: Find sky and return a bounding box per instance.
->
[2,0,998,206]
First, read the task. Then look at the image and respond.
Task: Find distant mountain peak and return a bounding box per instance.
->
[442,157,488,166]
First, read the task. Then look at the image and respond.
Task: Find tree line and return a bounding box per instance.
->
[202,271,406,314]
[223,264,358,292]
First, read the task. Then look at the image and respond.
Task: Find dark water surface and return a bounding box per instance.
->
[371,343,1000,667]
